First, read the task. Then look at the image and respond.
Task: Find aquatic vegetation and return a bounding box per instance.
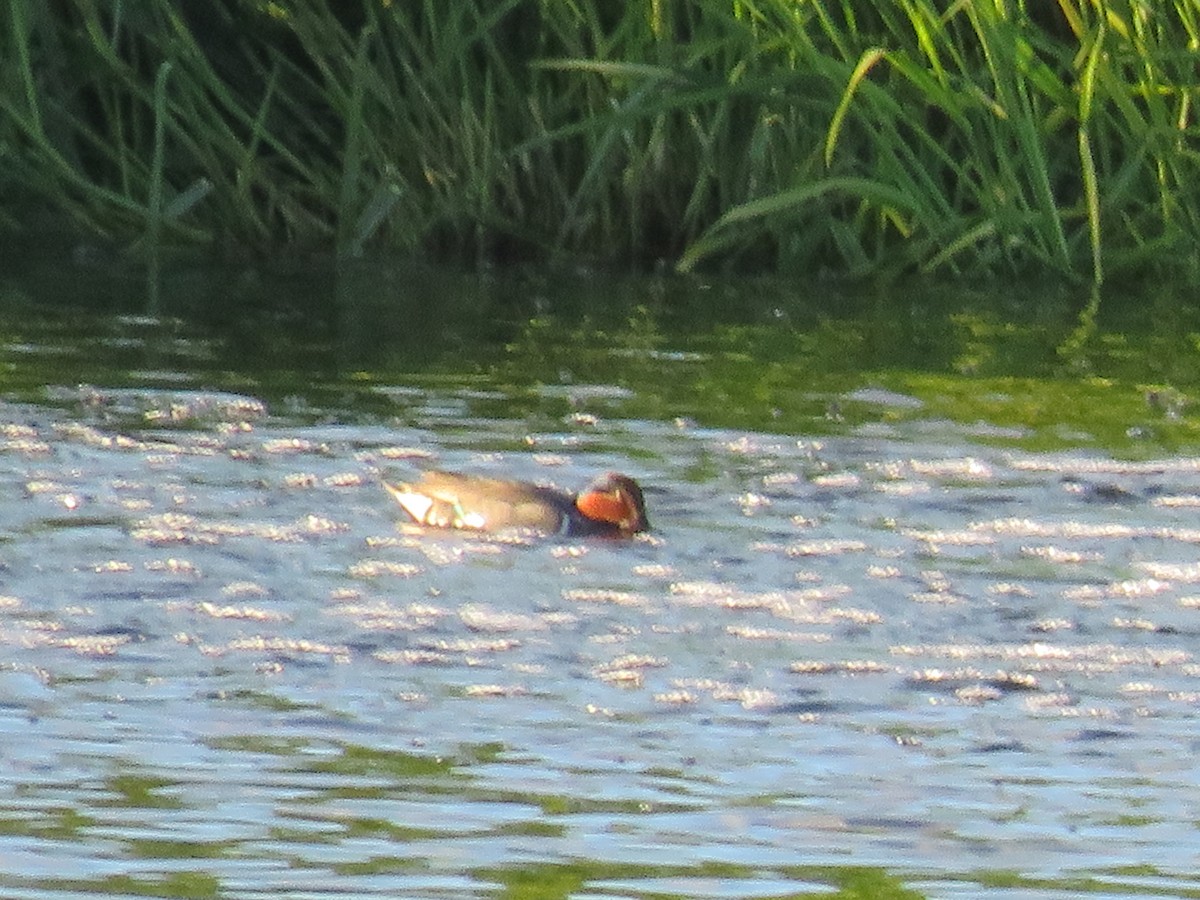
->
[1,1,1197,284]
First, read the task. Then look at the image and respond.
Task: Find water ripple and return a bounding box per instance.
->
[3,396,1200,896]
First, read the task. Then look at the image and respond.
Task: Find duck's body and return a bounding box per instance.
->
[384,470,648,537]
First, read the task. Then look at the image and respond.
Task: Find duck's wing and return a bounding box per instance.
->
[386,472,571,532]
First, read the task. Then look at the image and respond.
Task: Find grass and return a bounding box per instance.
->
[0,0,1197,284]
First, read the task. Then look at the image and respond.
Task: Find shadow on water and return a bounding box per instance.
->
[5,246,1200,897]
[8,244,1200,451]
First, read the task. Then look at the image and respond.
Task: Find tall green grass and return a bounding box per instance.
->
[0,0,1196,284]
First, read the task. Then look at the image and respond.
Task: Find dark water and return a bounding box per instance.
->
[2,256,1200,898]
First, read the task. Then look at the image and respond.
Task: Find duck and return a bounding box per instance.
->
[383,470,649,537]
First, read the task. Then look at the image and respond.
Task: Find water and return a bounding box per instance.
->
[2,259,1200,897]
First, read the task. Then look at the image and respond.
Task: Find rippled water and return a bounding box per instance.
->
[4,378,1200,898]
[3,270,1200,897]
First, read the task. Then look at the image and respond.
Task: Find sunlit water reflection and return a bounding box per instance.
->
[2,371,1200,897]
[0,260,1197,897]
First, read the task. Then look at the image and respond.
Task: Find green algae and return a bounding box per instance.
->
[102,774,184,810]
[39,872,222,899]
[0,807,92,840]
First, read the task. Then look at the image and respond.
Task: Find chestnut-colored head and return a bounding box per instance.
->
[574,472,649,535]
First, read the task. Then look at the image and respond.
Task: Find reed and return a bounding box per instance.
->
[0,0,1196,284]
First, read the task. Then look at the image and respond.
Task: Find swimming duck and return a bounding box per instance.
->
[384,470,649,537]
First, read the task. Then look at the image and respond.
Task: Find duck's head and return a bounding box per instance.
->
[574,472,649,535]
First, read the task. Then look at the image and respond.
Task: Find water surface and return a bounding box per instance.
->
[2,259,1200,898]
